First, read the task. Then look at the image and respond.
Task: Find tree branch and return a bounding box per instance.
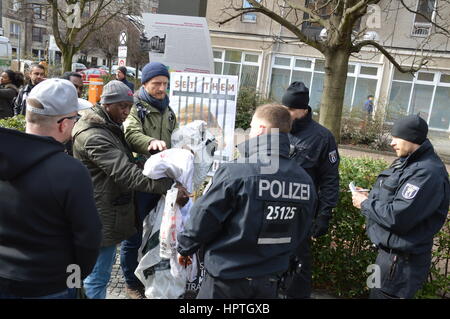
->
[220,0,325,52]
[352,40,428,74]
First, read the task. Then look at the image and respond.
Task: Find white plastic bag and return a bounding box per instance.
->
[159,186,178,259]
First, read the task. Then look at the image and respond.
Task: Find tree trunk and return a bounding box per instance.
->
[319,48,350,142]
[62,46,76,73]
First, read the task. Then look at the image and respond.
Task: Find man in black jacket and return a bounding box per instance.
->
[352,115,449,299]
[116,66,135,92]
[0,78,100,299]
[177,104,317,299]
[280,81,340,299]
[13,63,46,115]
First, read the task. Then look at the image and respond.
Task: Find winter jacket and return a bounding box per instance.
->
[178,133,317,279]
[289,108,340,220]
[72,106,173,247]
[361,139,449,254]
[0,127,102,297]
[13,83,35,116]
[120,78,135,92]
[0,83,19,119]
[124,97,177,158]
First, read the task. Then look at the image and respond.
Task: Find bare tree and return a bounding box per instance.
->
[219,0,450,140]
[47,0,131,72]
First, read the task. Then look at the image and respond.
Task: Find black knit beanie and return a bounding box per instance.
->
[118,66,128,77]
[391,114,428,145]
[282,81,310,109]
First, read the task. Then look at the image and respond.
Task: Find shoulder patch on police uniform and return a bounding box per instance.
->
[402,183,420,199]
[328,150,338,164]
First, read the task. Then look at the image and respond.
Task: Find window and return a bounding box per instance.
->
[9,0,21,11]
[301,0,334,38]
[387,68,450,131]
[33,4,46,20]
[213,49,261,90]
[32,27,45,42]
[10,22,20,39]
[32,49,45,59]
[412,0,436,37]
[269,55,380,113]
[242,0,260,23]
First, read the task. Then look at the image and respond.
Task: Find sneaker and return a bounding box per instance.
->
[125,285,146,299]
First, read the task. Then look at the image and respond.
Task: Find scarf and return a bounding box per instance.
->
[138,86,169,113]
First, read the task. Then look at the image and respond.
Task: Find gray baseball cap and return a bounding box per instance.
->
[27,78,92,115]
[100,80,134,105]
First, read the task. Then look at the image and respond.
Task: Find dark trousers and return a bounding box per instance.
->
[369,248,431,299]
[120,192,160,288]
[197,272,280,299]
[283,237,312,299]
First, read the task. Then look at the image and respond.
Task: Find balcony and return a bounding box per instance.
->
[411,22,432,37]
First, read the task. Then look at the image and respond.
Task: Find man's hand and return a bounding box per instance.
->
[312,214,331,238]
[177,254,192,268]
[352,191,368,209]
[175,183,190,207]
[148,139,167,153]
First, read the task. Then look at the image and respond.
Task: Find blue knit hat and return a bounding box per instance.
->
[141,62,170,84]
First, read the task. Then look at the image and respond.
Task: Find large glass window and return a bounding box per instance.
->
[269,55,380,113]
[213,49,261,90]
[387,68,450,131]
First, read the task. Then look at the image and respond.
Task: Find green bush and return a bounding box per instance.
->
[340,109,392,151]
[416,218,450,299]
[312,156,450,298]
[235,87,271,130]
[312,156,388,298]
[0,115,26,132]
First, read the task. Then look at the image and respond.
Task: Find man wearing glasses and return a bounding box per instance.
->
[0,79,101,299]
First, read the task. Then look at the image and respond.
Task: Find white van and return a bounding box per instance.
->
[0,36,12,73]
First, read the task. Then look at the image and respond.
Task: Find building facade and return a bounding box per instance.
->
[206,0,450,134]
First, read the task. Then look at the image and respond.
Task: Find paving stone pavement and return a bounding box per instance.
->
[106,248,127,299]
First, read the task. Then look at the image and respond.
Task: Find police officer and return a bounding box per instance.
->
[352,114,449,299]
[280,81,340,299]
[177,104,317,299]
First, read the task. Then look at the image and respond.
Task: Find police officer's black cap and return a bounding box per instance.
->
[282,81,310,109]
[391,114,428,145]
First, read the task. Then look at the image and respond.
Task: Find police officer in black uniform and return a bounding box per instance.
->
[352,114,449,299]
[280,82,340,299]
[177,104,317,299]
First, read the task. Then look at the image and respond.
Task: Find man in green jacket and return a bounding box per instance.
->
[72,80,188,299]
[122,62,178,297]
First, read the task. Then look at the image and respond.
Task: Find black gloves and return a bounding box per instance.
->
[312,213,331,238]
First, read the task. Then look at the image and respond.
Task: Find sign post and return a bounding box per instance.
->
[118,31,127,68]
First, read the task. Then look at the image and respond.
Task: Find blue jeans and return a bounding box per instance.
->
[83,245,117,299]
[120,192,160,288]
[0,288,77,299]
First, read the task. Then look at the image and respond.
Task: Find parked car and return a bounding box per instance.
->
[72,62,87,73]
[97,65,110,73]
[79,68,108,82]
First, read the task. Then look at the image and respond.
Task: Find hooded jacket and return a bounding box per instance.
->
[124,95,177,158]
[0,127,102,297]
[0,83,19,119]
[72,106,173,247]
